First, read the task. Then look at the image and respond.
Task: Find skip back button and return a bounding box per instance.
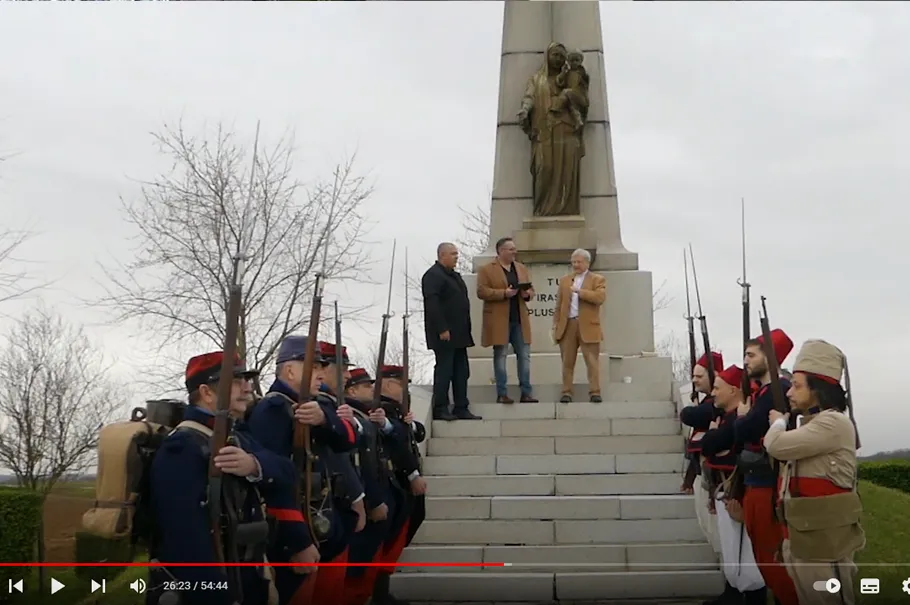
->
[812,579,841,594]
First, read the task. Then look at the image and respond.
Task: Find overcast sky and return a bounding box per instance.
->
[0,2,907,454]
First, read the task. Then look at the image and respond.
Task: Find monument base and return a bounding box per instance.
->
[511,215,597,264]
[462,265,656,365]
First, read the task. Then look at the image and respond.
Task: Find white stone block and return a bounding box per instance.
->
[423,456,496,476]
[428,436,555,456]
[555,518,706,544]
[555,400,675,420]
[555,570,724,600]
[555,473,681,495]
[431,419,501,438]
[412,520,555,545]
[618,495,696,520]
[490,495,620,520]
[500,418,611,437]
[626,543,717,571]
[391,572,554,602]
[611,418,681,436]
[615,453,684,474]
[426,474,555,497]
[496,453,613,475]
[398,545,484,571]
[467,402,556,420]
[554,434,682,455]
[424,497,492,520]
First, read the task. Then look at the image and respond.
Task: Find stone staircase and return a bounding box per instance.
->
[391,391,724,602]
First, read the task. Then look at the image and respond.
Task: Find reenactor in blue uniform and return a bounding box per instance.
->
[341,367,408,605]
[147,351,296,605]
[370,364,427,605]
[246,336,359,605]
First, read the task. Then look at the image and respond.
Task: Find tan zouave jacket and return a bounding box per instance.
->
[765,409,865,561]
[552,272,606,343]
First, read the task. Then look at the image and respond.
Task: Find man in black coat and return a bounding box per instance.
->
[421,242,481,421]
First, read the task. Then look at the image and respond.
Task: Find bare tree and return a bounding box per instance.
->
[97,122,374,391]
[655,332,692,385]
[0,228,46,305]
[0,306,124,580]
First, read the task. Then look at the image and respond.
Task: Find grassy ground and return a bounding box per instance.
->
[852,480,910,602]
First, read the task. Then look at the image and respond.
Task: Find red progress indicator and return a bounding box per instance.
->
[0,562,503,568]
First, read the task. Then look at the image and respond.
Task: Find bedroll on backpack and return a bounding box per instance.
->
[74,400,186,579]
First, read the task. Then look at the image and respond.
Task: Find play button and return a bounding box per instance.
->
[50,578,64,594]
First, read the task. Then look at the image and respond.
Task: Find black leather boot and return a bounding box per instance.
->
[702,581,743,605]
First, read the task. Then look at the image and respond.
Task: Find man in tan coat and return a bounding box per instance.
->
[764,339,864,605]
[476,237,538,404]
[552,248,605,402]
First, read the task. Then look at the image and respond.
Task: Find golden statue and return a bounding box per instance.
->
[518,42,590,217]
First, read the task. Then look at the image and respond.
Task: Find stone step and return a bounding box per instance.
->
[427,434,684,456]
[399,542,716,572]
[423,453,683,476]
[391,570,724,601]
[411,518,705,545]
[424,495,696,521]
[430,417,681,439]
[466,381,672,404]
[462,400,676,420]
[425,473,684,496]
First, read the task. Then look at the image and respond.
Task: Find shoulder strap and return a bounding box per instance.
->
[174,420,214,438]
[265,391,297,419]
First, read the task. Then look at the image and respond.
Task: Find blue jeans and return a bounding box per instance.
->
[493,321,532,397]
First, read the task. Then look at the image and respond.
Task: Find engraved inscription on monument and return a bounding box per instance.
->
[528,276,559,318]
[517,42,590,218]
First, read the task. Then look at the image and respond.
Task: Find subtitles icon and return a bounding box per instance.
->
[860,578,879,594]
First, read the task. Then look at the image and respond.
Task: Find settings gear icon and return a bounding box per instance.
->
[902,578,910,594]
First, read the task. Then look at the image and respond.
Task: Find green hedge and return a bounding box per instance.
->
[859,460,910,494]
[0,487,42,593]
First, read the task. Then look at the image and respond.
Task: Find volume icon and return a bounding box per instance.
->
[130,578,147,594]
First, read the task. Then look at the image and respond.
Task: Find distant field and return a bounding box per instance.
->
[44,480,96,562]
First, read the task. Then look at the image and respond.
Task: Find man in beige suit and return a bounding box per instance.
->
[552,249,606,403]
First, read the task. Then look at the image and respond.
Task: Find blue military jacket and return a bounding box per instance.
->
[247,378,359,560]
[147,405,296,605]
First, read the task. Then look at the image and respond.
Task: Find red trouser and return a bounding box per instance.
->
[743,486,799,605]
[311,548,349,605]
[289,570,317,605]
[342,519,411,605]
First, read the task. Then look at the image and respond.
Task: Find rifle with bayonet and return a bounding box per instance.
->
[334,301,344,398]
[402,248,422,469]
[736,198,752,399]
[688,244,716,388]
[370,241,398,410]
[207,253,245,602]
[292,250,330,545]
[680,249,700,493]
[683,250,698,403]
[758,296,790,516]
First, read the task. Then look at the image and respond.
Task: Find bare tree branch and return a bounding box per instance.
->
[0,228,51,307]
[0,305,125,495]
[354,330,433,385]
[655,331,724,385]
[94,121,375,392]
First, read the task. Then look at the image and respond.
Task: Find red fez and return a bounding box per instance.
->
[696,352,723,372]
[184,351,258,392]
[756,328,794,364]
[715,365,743,389]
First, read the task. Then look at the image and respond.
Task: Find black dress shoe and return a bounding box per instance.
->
[453,409,482,420]
[432,409,457,421]
[559,394,572,403]
[590,394,603,403]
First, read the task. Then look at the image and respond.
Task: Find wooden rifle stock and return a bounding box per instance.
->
[759,297,788,413]
[292,273,324,545]
[207,257,244,599]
